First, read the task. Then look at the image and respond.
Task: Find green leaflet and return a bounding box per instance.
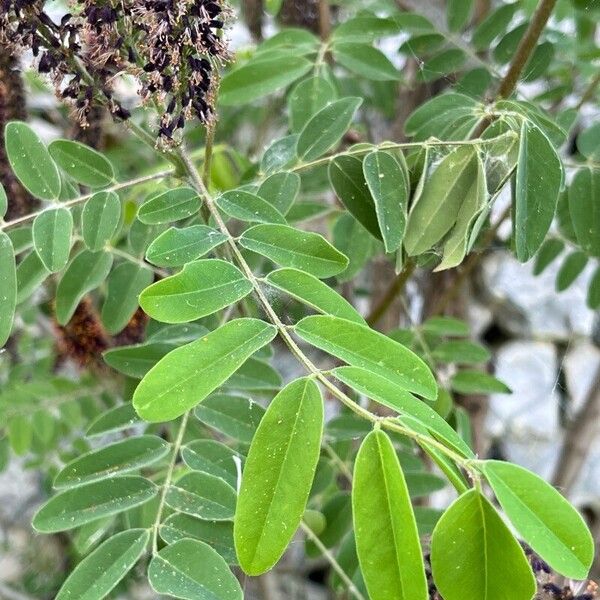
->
[148,539,242,600]
[404,145,479,256]
[329,155,381,239]
[81,191,121,251]
[295,315,437,400]
[569,167,600,257]
[482,460,594,579]
[55,250,113,324]
[216,189,287,224]
[32,476,158,532]
[533,238,564,275]
[446,0,473,31]
[235,378,324,575]
[160,514,237,564]
[431,490,536,600]
[55,529,148,600]
[48,139,114,188]
[332,15,401,43]
[265,267,366,324]
[238,224,348,278]
[0,182,6,218]
[333,44,400,81]
[514,121,562,262]
[103,341,175,378]
[0,231,16,346]
[138,188,200,225]
[288,76,337,132]
[166,471,237,520]
[220,55,313,105]
[133,318,276,422]
[435,151,487,271]
[297,97,362,161]
[181,439,241,487]
[195,394,265,443]
[145,225,227,267]
[331,365,473,458]
[86,404,139,437]
[588,267,600,310]
[450,370,511,394]
[139,259,252,323]
[261,135,299,175]
[353,430,427,600]
[32,207,73,272]
[363,150,408,252]
[16,251,50,303]
[5,121,61,200]
[54,435,170,488]
[556,251,588,291]
[257,171,301,215]
[431,340,491,364]
[101,262,153,334]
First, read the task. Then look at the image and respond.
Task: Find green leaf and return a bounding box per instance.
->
[55,529,148,600]
[16,251,50,303]
[533,238,564,275]
[257,172,301,215]
[82,191,121,252]
[265,268,365,324]
[329,155,381,239]
[404,146,479,256]
[333,44,400,81]
[432,340,491,364]
[5,121,61,200]
[297,97,362,162]
[569,167,600,257]
[295,316,437,400]
[32,207,73,272]
[577,122,600,161]
[182,440,241,487]
[447,0,473,31]
[258,28,319,52]
[32,476,157,532]
[149,539,242,600]
[333,213,374,281]
[0,182,6,218]
[195,394,265,443]
[101,262,153,334]
[333,16,401,42]
[48,139,114,188]
[235,378,323,575]
[514,121,562,262]
[140,259,251,323]
[239,224,348,278]
[556,250,588,291]
[133,318,276,422]
[161,514,236,564]
[472,3,518,50]
[482,460,594,579]
[86,404,139,437]
[103,341,174,378]
[8,415,31,455]
[331,366,473,458]
[588,267,600,309]
[422,316,469,337]
[145,225,227,267]
[220,55,313,105]
[450,370,511,394]
[138,188,200,225]
[420,49,466,83]
[431,490,536,600]
[363,150,408,252]
[405,471,446,497]
[261,135,298,175]
[55,250,113,325]
[0,232,16,346]
[166,471,237,520]
[226,358,282,391]
[216,189,287,224]
[353,430,428,600]
[435,152,487,271]
[54,435,169,488]
[289,76,337,132]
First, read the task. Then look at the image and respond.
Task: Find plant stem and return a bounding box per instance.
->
[151,410,189,554]
[0,169,174,231]
[366,259,416,327]
[497,0,558,99]
[575,70,600,111]
[300,521,366,600]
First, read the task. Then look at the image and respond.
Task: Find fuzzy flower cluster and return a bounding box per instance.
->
[0,0,229,139]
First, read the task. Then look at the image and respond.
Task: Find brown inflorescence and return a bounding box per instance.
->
[1,0,229,140]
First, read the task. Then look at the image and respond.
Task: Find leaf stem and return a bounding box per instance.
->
[151,410,189,554]
[0,169,174,231]
[300,521,366,600]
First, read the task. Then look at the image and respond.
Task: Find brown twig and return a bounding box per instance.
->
[575,70,600,111]
[366,259,416,327]
[552,363,600,493]
[318,0,332,41]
